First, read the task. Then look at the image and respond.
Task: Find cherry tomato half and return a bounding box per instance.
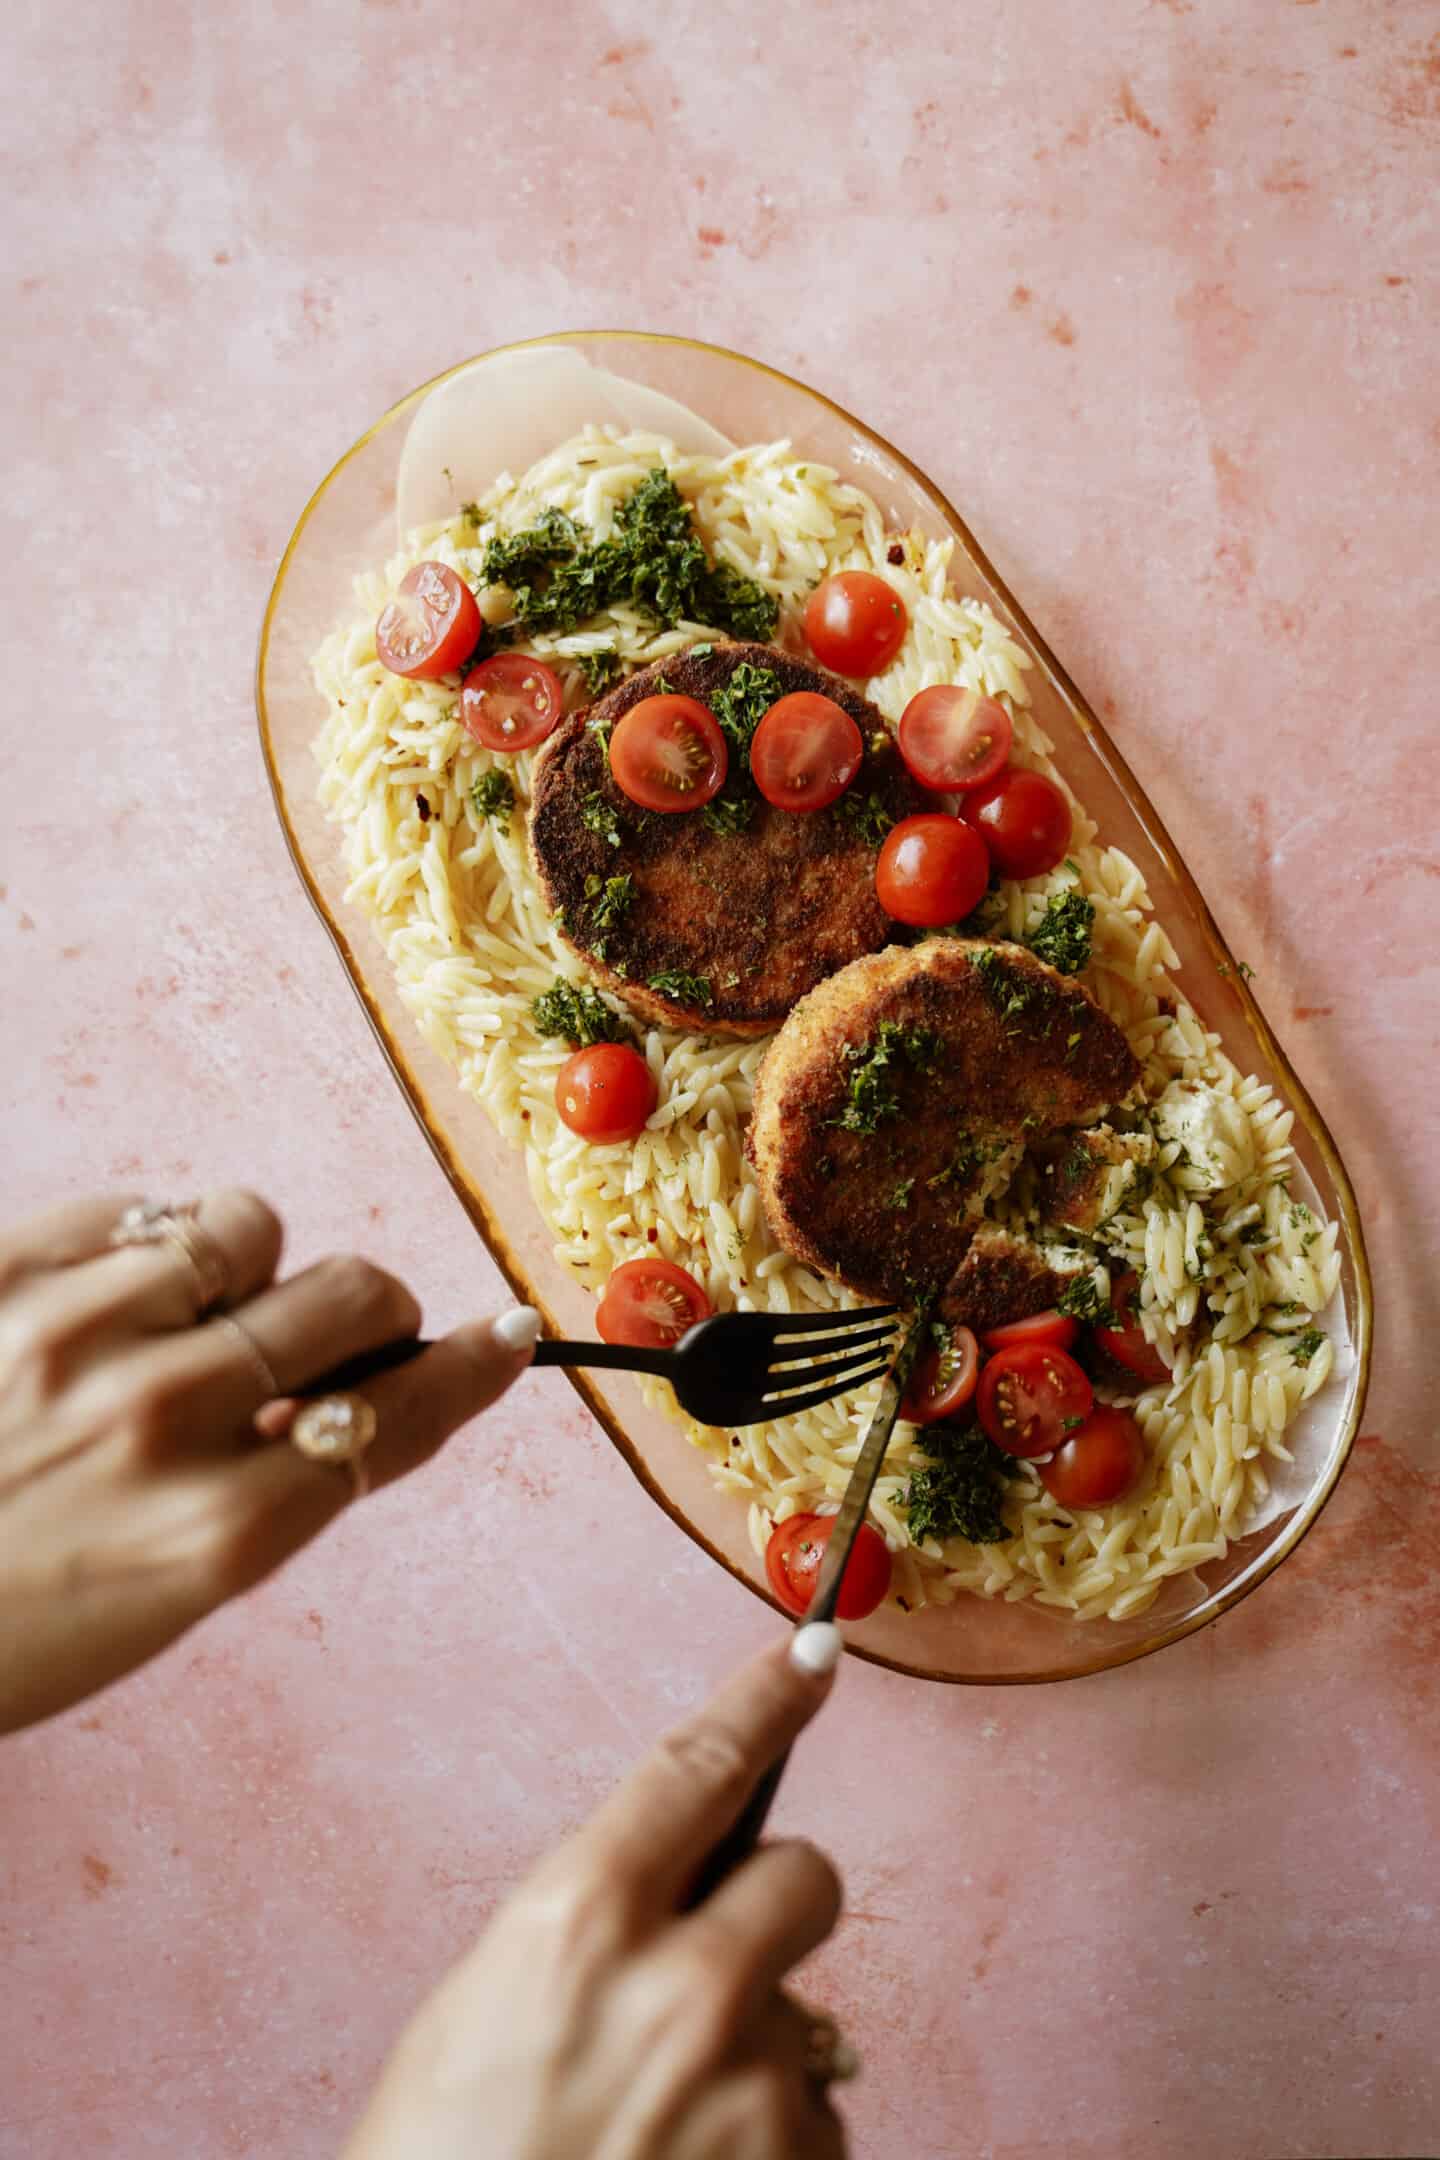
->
[960,767,1072,880]
[1040,1407,1147,1508]
[609,695,728,813]
[596,1258,712,1349]
[900,1325,980,1425]
[803,572,908,677]
[982,1309,1079,1355]
[461,652,565,752]
[750,692,863,813]
[375,562,481,680]
[976,1343,1094,1459]
[765,1514,892,1621]
[1093,1270,1170,1384]
[875,814,990,928]
[898,687,1013,794]
[554,1043,657,1145]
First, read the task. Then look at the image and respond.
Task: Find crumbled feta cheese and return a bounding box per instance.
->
[1153,1083,1254,1194]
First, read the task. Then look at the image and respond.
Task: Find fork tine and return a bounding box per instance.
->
[765,1342,896,1394]
[759,1361,891,1419]
[765,1304,901,1339]
[766,1319,897,1371]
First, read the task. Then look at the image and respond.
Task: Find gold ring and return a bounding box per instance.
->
[803,2015,861,2088]
[290,1392,378,1500]
[210,1315,280,1403]
[109,1200,229,1315]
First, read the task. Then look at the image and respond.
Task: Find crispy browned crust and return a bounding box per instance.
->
[1038,1132,1113,1233]
[938,1227,1074,1333]
[748,939,1139,1302]
[527,642,925,1036]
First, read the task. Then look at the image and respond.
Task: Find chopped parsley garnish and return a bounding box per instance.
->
[580,791,625,848]
[700,561,780,641]
[900,1024,942,1070]
[887,1177,915,1210]
[1290,1327,1326,1367]
[973,944,1038,1026]
[927,1132,980,1190]
[902,1423,1015,1546]
[481,470,777,642]
[647,968,713,1007]
[578,647,623,696]
[469,770,515,826]
[531,980,632,1047]
[584,873,635,931]
[482,506,583,592]
[834,788,895,847]
[1026,889,1095,974]
[830,1021,939,1135]
[1056,1273,1113,1325]
[709,661,783,756]
[1238,1222,1272,1246]
[701,792,756,838]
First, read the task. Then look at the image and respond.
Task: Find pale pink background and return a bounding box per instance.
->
[4,4,1438,2155]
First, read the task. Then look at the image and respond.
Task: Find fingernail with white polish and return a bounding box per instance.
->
[493,1305,540,1354]
[789,1621,843,1677]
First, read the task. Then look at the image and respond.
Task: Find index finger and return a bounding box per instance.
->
[572,1633,840,1915]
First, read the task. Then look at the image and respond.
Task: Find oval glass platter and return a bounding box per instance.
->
[256,332,1371,1684]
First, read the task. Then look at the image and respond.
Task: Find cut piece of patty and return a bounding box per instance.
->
[937,1226,1085,1333]
[527,641,926,1036]
[748,939,1140,1303]
[1033,1123,1155,1234]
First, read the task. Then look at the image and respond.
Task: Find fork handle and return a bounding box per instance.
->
[532,1338,675,1379]
[682,1748,792,1910]
[298,1332,674,1397]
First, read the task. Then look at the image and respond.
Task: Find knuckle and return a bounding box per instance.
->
[654,1719,752,1812]
[111,1400,168,1465]
[0,1306,72,1401]
[110,1365,198,1456]
[315,1254,417,1335]
[218,1188,283,1257]
[511,1861,632,1971]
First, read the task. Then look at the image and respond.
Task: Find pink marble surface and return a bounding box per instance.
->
[3,3,1438,2154]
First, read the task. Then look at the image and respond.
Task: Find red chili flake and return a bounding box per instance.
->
[416,792,431,822]
[887,543,905,565]
[647,1227,659,1243]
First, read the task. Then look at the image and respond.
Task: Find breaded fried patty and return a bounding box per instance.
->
[748,939,1139,1302]
[528,642,925,1036]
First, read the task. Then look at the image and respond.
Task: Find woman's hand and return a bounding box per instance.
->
[346,1634,851,2160]
[0,1188,537,1733]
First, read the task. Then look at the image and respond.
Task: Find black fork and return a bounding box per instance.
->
[307,1306,900,1425]
[532,1305,900,1425]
